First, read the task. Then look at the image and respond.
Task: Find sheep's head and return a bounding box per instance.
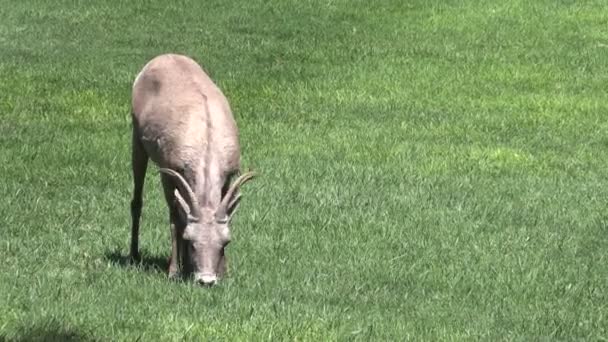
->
[159,168,255,286]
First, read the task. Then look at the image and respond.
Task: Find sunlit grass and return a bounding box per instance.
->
[1,0,607,340]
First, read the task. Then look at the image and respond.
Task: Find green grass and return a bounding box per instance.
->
[1,0,608,340]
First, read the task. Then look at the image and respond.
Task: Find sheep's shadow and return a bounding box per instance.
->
[0,321,97,342]
[104,249,168,274]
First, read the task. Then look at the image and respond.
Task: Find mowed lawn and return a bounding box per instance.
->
[1,0,608,340]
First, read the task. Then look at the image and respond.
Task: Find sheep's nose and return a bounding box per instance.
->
[195,273,217,286]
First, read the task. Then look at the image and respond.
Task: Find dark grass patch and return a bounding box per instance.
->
[0,320,97,342]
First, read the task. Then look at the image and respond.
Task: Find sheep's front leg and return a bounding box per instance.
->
[161,175,182,279]
[168,213,181,279]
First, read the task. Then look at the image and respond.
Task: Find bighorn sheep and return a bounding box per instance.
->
[130,53,255,286]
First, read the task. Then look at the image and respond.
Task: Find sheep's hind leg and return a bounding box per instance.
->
[130,133,148,262]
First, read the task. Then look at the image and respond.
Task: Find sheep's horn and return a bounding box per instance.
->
[217,171,256,218]
[159,168,201,218]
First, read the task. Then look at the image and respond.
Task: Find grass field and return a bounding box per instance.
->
[1,0,608,340]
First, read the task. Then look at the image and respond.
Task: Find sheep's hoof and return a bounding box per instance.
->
[129,252,141,264]
[168,260,180,280]
[168,271,181,280]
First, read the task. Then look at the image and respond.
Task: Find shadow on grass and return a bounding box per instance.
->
[0,321,97,342]
[104,249,168,274]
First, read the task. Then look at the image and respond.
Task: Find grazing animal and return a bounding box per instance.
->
[129,53,255,286]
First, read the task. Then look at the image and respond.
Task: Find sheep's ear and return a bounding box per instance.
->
[183,225,196,241]
[174,189,197,223]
